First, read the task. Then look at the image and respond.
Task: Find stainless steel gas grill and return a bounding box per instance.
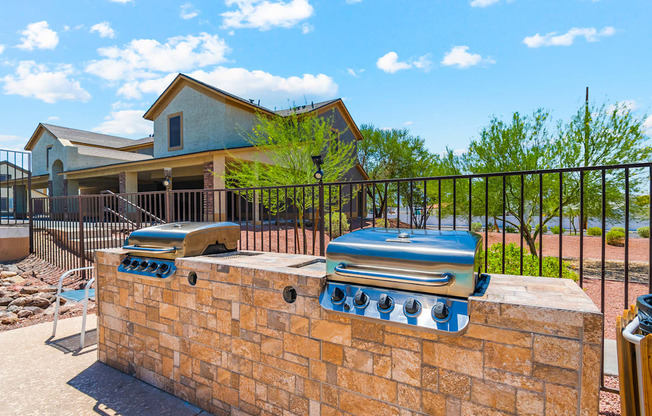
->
[320,228,489,335]
[118,222,240,279]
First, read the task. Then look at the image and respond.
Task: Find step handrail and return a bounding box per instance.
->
[101,190,165,224]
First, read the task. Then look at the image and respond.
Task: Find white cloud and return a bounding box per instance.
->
[109,0,132,3]
[523,26,615,48]
[346,68,365,77]
[2,61,91,104]
[404,121,413,126]
[93,110,152,137]
[441,45,494,68]
[301,23,313,34]
[17,21,59,50]
[46,116,59,121]
[0,135,28,151]
[180,3,200,19]
[90,22,116,39]
[85,33,230,81]
[470,0,499,7]
[644,116,652,136]
[346,0,362,3]
[117,67,338,105]
[606,99,637,115]
[221,0,314,31]
[376,52,431,74]
[0,45,4,54]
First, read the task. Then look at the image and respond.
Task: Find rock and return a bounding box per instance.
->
[0,271,17,278]
[20,287,40,295]
[4,265,20,273]
[0,297,12,306]
[3,276,24,285]
[38,286,58,293]
[34,292,55,302]
[0,312,18,325]
[6,305,19,313]
[8,296,50,309]
[17,309,33,318]
[24,306,44,315]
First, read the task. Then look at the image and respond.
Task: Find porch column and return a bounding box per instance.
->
[65,179,79,196]
[118,172,138,219]
[212,154,227,221]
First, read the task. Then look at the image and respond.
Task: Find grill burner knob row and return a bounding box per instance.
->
[404,298,422,317]
[331,287,346,305]
[354,289,369,308]
[121,257,132,268]
[432,301,450,321]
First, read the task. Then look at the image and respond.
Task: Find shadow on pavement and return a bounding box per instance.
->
[68,362,207,416]
[45,329,97,356]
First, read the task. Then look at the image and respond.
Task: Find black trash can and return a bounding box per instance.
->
[636,294,652,335]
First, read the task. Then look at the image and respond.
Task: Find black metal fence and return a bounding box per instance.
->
[29,161,652,393]
[0,148,31,225]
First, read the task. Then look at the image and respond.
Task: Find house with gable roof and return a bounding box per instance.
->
[23,73,367,221]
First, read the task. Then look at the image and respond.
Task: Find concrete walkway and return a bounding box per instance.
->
[0,315,211,416]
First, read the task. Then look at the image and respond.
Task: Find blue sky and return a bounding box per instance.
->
[1,0,651,154]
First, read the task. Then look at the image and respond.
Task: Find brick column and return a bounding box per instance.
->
[203,161,214,221]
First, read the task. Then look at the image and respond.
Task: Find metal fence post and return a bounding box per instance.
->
[165,188,171,223]
[319,180,325,256]
[78,195,85,273]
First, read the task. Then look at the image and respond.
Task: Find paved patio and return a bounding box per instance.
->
[0,315,211,416]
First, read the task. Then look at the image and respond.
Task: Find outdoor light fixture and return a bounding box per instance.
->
[163,167,172,189]
[311,155,323,181]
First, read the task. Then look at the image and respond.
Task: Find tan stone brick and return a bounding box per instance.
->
[322,383,338,407]
[284,333,320,360]
[310,319,351,346]
[239,303,256,331]
[583,313,603,344]
[213,384,239,407]
[232,338,261,361]
[471,379,516,413]
[290,394,310,415]
[310,359,328,382]
[384,332,421,352]
[516,389,544,416]
[321,403,342,416]
[423,341,483,378]
[253,362,296,392]
[532,363,579,387]
[422,390,446,416]
[461,401,512,416]
[342,347,373,374]
[212,282,240,302]
[374,354,392,379]
[422,365,438,392]
[484,342,532,375]
[189,343,220,364]
[466,324,531,347]
[253,288,294,312]
[196,288,212,306]
[268,385,290,409]
[439,370,470,400]
[261,336,283,357]
[580,343,601,416]
[159,333,179,350]
[533,335,581,370]
[392,347,421,387]
[483,368,543,392]
[215,308,232,335]
[352,339,391,355]
[291,314,310,336]
[545,383,578,415]
[322,342,343,365]
[339,390,400,416]
[337,367,397,403]
[351,319,384,343]
[398,383,421,411]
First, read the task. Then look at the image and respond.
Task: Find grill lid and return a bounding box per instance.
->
[326,228,482,298]
[124,222,240,259]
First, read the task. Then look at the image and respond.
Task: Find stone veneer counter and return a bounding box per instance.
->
[96,249,602,416]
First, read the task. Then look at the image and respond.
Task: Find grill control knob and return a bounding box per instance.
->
[404,298,421,316]
[354,289,368,307]
[377,294,393,311]
[331,287,346,304]
[432,302,450,321]
[159,263,170,274]
[130,259,141,269]
[121,257,131,268]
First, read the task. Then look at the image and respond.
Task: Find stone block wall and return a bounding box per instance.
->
[96,250,602,416]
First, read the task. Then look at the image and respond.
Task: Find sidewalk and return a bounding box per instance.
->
[0,315,210,416]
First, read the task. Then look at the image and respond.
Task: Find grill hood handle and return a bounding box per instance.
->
[334,263,454,286]
[123,245,178,254]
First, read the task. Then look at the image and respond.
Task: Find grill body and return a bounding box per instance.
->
[118,222,240,279]
[321,228,487,335]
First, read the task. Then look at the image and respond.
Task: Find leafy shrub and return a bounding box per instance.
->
[535,224,548,234]
[638,226,650,238]
[325,212,349,238]
[606,229,625,247]
[551,226,564,235]
[611,227,626,234]
[471,222,482,233]
[478,243,577,280]
[374,218,393,228]
[587,227,602,237]
[504,225,518,233]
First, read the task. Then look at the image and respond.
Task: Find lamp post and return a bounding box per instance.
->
[163,168,172,222]
[312,156,325,256]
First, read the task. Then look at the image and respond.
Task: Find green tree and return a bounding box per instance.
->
[224,110,357,233]
[358,124,436,226]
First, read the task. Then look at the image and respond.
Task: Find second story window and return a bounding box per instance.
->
[46,145,52,169]
[168,112,183,150]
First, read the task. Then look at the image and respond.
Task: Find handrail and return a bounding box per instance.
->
[101,190,165,223]
[103,206,137,227]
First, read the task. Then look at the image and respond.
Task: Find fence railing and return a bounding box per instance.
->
[29,161,652,393]
[0,149,31,226]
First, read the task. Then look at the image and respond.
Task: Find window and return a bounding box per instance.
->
[168,113,183,150]
[0,174,11,181]
[46,145,53,169]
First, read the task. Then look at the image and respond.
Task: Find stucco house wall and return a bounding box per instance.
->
[31,130,67,178]
[152,86,256,158]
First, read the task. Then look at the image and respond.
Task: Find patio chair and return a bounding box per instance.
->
[51,266,95,350]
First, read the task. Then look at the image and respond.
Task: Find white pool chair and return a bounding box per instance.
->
[51,266,95,350]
